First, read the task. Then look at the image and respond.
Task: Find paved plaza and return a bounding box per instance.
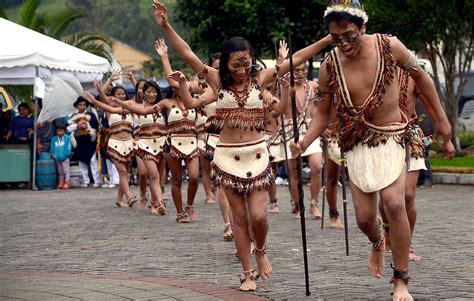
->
[0,183,473,300]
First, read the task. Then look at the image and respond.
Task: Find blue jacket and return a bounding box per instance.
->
[50,135,72,162]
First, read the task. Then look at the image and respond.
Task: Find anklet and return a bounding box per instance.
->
[370,235,384,251]
[329,208,339,218]
[389,263,410,285]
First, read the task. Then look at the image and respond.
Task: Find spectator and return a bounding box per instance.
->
[6,102,34,144]
[0,103,12,144]
[68,97,101,187]
[35,99,68,154]
[50,124,72,189]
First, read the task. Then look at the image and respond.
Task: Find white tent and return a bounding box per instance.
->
[0,18,111,189]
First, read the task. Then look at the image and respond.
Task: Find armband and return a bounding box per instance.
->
[404,52,419,71]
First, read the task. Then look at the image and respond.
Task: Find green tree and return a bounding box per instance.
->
[5,0,112,61]
[175,0,328,76]
[365,0,474,153]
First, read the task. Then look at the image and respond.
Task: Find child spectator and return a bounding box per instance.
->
[50,125,72,189]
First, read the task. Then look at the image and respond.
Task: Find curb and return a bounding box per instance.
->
[432,172,474,185]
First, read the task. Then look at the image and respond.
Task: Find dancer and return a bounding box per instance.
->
[291,2,455,300]
[153,39,200,223]
[379,68,434,260]
[114,81,168,215]
[153,0,331,291]
[82,91,139,208]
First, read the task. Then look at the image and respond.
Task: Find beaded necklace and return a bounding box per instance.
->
[228,79,251,108]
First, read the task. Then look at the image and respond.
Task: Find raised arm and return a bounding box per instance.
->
[268,76,289,114]
[153,1,219,89]
[168,71,216,109]
[82,92,123,115]
[155,39,179,90]
[101,70,121,93]
[94,81,111,105]
[115,99,162,116]
[391,37,454,158]
[122,67,137,87]
[259,35,333,89]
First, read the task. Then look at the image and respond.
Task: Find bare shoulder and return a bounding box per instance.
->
[388,36,411,66]
[318,59,330,90]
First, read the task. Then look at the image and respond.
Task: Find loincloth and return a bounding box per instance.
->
[211,138,274,194]
[408,156,426,172]
[282,119,321,159]
[136,136,167,163]
[205,133,220,159]
[345,121,407,193]
[169,134,200,160]
[107,137,135,164]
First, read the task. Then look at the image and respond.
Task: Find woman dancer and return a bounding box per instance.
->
[153,0,330,290]
[82,90,139,208]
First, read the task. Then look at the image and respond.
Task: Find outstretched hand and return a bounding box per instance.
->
[152,1,168,27]
[168,71,186,83]
[155,39,168,57]
[109,70,121,81]
[82,91,96,103]
[122,67,134,80]
[278,40,289,60]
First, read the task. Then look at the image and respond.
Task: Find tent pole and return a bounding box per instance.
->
[31,66,39,190]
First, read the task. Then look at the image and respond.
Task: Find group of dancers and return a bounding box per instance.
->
[82,1,455,300]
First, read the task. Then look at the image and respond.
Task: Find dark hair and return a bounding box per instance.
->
[323,11,364,29]
[109,85,129,100]
[142,81,162,104]
[219,37,258,90]
[134,79,147,103]
[18,102,31,112]
[208,52,221,66]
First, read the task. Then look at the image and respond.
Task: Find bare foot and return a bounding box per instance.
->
[392,279,413,301]
[330,217,344,229]
[115,199,128,208]
[368,236,385,278]
[310,200,322,219]
[137,196,147,210]
[408,247,421,261]
[223,223,233,241]
[205,194,216,204]
[254,247,272,280]
[239,270,256,291]
[150,200,159,215]
[185,205,198,221]
[269,201,280,213]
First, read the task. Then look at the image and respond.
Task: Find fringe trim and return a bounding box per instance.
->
[196,123,207,133]
[398,68,410,114]
[136,148,161,163]
[169,145,200,160]
[109,123,133,135]
[167,120,196,134]
[137,124,167,137]
[404,120,426,159]
[107,147,133,164]
[210,162,275,194]
[210,108,266,131]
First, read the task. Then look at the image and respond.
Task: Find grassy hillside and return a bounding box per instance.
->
[4,0,180,56]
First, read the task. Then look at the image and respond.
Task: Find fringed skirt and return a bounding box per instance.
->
[136,136,167,163]
[328,138,342,166]
[211,138,274,194]
[204,133,220,160]
[169,134,200,160]
[107,137,135,164]
[265,131,282,162]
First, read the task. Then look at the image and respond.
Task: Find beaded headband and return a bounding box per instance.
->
[324,0,368,24]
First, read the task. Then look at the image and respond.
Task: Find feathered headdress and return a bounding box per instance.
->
[324,0,368,24]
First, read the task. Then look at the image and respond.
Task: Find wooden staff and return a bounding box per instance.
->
[340,154,350,256]
[288,29,311,296]
[320,138,328,229]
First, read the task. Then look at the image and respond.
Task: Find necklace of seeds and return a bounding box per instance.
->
[229,79,251,108]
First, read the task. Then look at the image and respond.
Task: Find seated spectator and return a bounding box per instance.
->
[6,102,34,144]
[50,125,72,189]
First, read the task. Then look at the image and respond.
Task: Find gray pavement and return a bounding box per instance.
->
[0,183,473,300]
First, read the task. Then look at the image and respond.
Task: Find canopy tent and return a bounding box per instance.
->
[0,18,111,189]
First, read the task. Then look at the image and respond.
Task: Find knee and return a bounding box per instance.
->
[310,164,322,177]
[148,171,159,182]
[188,174,198,186]
[405,192,416,210]
[356,217,375,233]
[171,176,182,187]
[138,169,148,179]
[327,175,338,186]
[383,199,405,218]
[232,212,249,228]
[250,212,267,228]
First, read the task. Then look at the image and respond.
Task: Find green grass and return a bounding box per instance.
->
[430,156,474,168]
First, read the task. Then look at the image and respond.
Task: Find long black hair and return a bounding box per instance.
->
[134,79,147,103]
[109,85,130,100]
[208,52,221,67]
[219,37,259,90]
[142,81,162,104]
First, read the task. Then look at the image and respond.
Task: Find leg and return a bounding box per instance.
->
[185,156,200,220]
[378,196,391,252]
[62,159,71,189]
[379,166,413,301]
[136,156,149,210]
[287,158,300,217]
[223,187,256,291]
[268,162,279,213]
[90,152,101,185]
[112,159,134,208]
[218,186,233,240]
[247,189,272,280]
[78,161,90,186]
[56,161,64,188]
[166,156,187,219]
[350,181,385,278]
[405,170,421,261]
[143,159,165,215]
[308,152,323,219]
[107,159,120,185]
[326,160,343,229]
[200,154,215,203]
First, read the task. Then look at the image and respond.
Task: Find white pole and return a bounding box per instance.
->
[31,66,39,190]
